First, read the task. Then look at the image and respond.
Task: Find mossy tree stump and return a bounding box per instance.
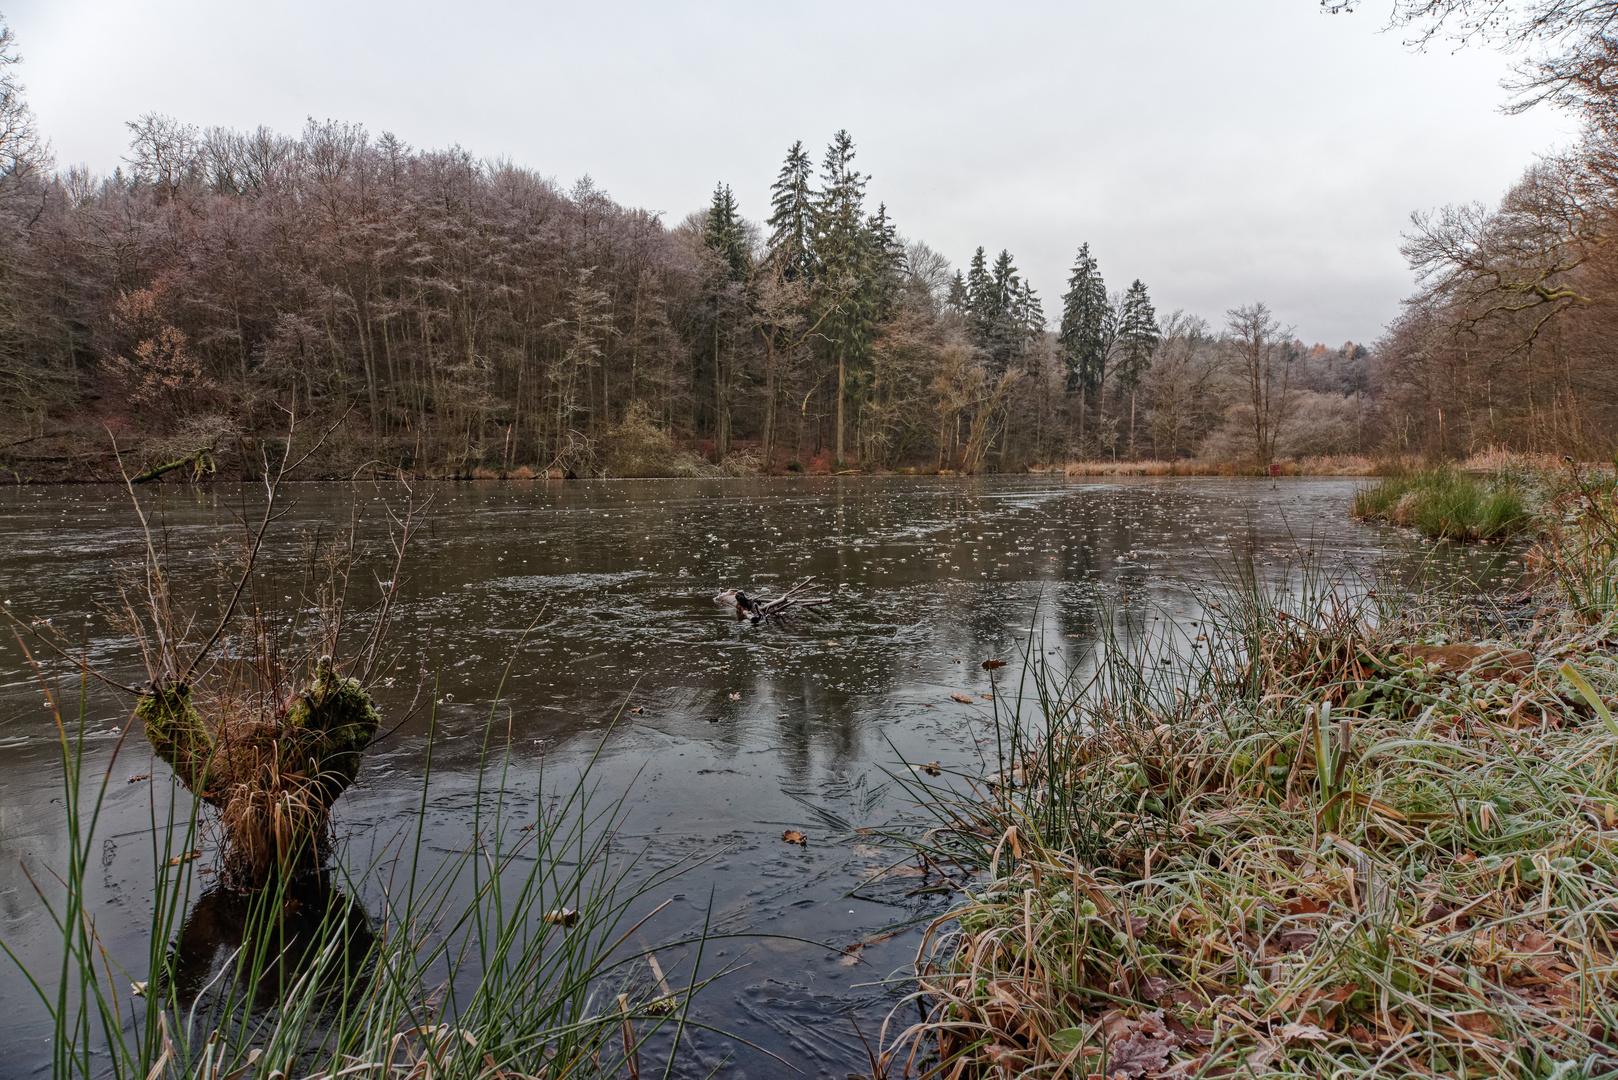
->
[137,656,380,885]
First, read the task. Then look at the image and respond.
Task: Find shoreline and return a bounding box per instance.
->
[879,467,1618,1076]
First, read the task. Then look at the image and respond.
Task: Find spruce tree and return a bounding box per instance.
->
[1114,279,1158,457]
[812,129,873,464]
[1114,280,1158,391]
[1058,243,1109,395]
[980,249,1019,371]
[946,270,969,314]
[1014,280,1045,341]
[964,247,992,333]
[700,183,750,458]
[766,141,815,282]
[703,183,750,282]
[864,201,905,318]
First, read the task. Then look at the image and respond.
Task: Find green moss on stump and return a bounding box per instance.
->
[137,657,381,883]
[281,656,382,803]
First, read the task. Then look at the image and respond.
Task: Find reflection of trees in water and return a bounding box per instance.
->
[768,672,864,781]
[166,873,373,1016]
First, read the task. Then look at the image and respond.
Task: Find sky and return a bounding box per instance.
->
[5,0,1578,345]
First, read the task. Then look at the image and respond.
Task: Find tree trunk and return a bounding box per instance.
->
[836,351,846,464]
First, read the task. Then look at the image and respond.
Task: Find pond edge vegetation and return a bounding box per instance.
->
[871,461,1618,1078]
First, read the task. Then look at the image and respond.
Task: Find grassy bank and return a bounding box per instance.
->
[1354,467,1532,540]
[879,485,1618,1077]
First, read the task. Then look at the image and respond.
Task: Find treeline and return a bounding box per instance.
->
[0,19,1385,479]
[1339,0,1618,461]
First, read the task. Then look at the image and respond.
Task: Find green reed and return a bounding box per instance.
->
[4,678,710,1080]
[1353,466,1531,541]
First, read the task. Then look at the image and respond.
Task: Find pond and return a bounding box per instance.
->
[0,476,1514,1078]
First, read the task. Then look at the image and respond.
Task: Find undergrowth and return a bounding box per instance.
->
[877,527,1618,1077]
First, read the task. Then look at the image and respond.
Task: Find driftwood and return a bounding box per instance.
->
[713,577,831,624]
[132,445,216,484]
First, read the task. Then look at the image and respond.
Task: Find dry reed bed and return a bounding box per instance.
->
[1053,457,1382,478]
[881,566,1618,1078]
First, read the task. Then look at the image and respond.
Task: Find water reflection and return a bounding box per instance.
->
[167,874,373,1013]
[0,476,1522,1078]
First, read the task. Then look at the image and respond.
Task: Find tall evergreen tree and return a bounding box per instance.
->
[699,183,751,457]
[1114,279,1158,457]
[1013,280,1045,341]
[864,201,905,318]
[766,141,815,282]
[982,249,1025,371]
[1058,243,1109,395]
[812,129,872,463]
[703,183,750,282]
[964,247,992,332]
[1113,279,1158,391]
[945,270,969,314]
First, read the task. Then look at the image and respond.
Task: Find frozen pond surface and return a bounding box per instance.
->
[0,476,1510,1077]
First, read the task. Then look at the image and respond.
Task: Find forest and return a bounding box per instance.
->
[0,6,1607,479]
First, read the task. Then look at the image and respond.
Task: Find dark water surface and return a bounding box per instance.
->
[0,476,1514,1077]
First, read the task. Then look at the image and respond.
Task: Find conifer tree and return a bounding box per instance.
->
[1058,243,1109,396]
[864,201,905,318]
[703,183,750,283]
[1114,279,1159,457]
[766,141,815,282]
[964,247,992,337]
[812,129,872,464]
[1114,280,1158,391]
[946,270,969,314]
[1013,280,1045,341]
[985,249,1025,372]
[699,183,751,458]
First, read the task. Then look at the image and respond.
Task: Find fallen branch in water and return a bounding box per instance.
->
[130,445,215,484]
[713,577,830,623]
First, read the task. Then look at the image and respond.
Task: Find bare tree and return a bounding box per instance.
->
[125,113,202,199]
[1144,312,1222,458]
[1226,302,1296,466]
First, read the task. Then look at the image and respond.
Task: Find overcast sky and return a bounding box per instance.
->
[5,0,1577,345]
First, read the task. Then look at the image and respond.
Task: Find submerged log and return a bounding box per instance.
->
[137,655,380,884]
[713,577,831,623]
[130,446,216,484]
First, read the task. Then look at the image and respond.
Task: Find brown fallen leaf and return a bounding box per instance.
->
[166,850,202,867]
[981,659,1007,670]
[1105,1032,1172,1077]
[922,762,941,776]
[950,693,974,704]
[544,908,579,926]
[630,706,645,714]
[782,829,807,847]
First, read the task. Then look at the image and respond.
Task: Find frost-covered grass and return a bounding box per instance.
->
[879,550,1618,1078]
